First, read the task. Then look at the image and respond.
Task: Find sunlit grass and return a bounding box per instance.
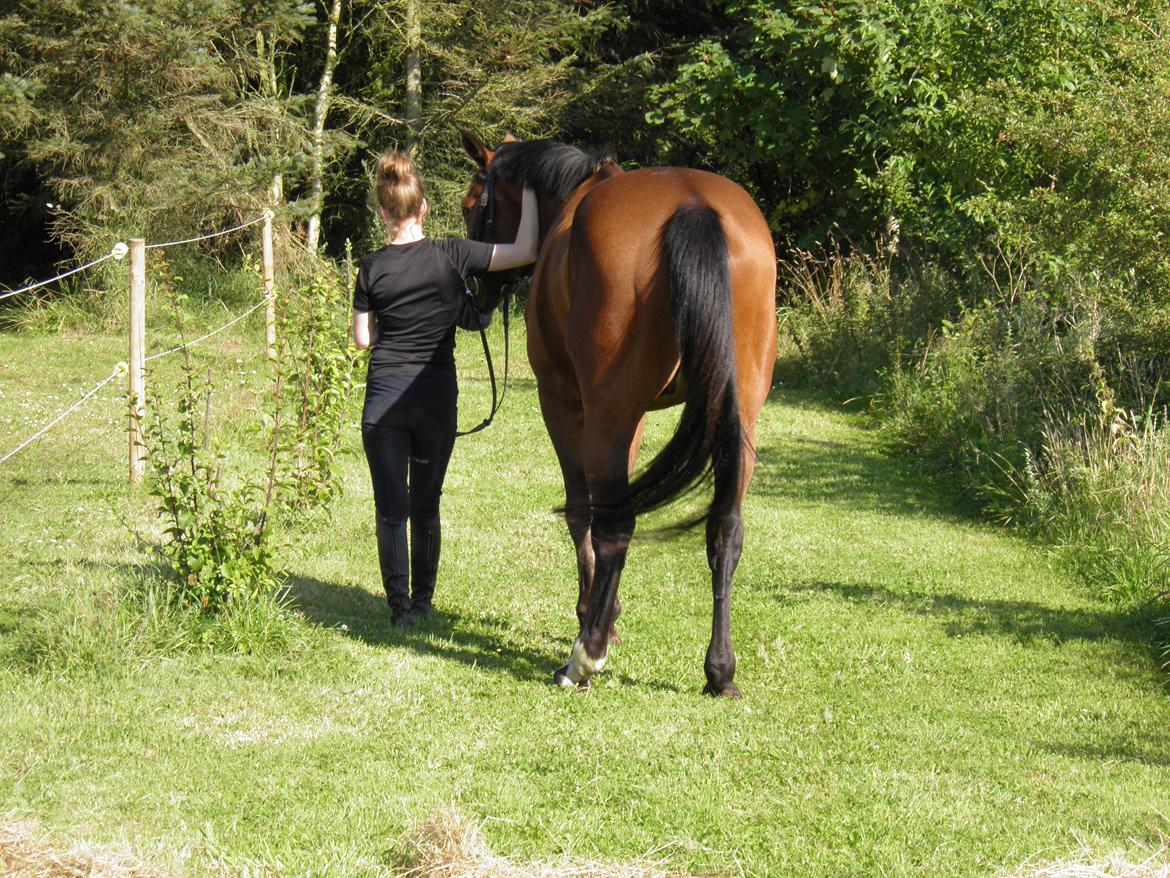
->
[1,317,1168,877]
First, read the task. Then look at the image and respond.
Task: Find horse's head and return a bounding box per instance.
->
[459,128,529,312]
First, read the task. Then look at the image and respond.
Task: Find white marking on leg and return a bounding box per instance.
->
[565,637,607,684]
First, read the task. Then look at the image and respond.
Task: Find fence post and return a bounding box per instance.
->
[263,210,276,360]
[128,238,146,484]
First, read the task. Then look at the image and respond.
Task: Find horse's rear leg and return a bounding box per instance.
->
[704,503,744,698]
[703,427,758,698]
[555,426,636,689]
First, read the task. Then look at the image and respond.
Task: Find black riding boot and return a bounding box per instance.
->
[410,515,441,619]
[376,515,412,626]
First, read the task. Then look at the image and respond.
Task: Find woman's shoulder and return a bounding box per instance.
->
[358,246,391,266]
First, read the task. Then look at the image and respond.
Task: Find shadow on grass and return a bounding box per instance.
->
[751,431,973,522]
[787,579,1160,657]
[288,574,683,693]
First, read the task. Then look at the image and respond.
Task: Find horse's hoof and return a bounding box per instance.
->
[553,663,590,691]
[702,681,742,699]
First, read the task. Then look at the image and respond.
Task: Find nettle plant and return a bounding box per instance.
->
[141,254,356,612]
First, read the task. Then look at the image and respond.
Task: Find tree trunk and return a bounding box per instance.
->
[404,0,421,153]
[307,0,343,251]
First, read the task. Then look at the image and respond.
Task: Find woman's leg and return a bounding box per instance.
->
[405,400,457,618]
[361,419,413,623]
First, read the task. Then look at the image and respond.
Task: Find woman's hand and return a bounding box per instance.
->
[488,187,539,271]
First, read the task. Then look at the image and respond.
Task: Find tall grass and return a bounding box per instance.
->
[779,242,1170,666]
[1024,409,1170,609]
[776,235,954,399]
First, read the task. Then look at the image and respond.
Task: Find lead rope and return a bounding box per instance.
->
[455,287,510,437]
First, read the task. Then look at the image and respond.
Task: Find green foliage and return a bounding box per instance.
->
[648,0,1154,247]
[273,267,358,516]
[964,8,1170,325]
[142,255,284,612]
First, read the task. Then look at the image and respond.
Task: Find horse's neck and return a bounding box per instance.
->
[542,161,623,243]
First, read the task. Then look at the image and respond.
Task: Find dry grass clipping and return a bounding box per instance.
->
[0,820,162,878]
[995,844,1170,878]
[386,807,687,878]
[5,811,1167,878]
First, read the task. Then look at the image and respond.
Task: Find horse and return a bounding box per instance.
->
[458,130,777,697]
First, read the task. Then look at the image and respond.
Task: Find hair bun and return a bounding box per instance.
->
[378,151,415,183]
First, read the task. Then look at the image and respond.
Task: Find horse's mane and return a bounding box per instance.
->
[489,141,612,201]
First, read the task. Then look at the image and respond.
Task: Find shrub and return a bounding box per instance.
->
[273,268,358,517]
[776,236,956,399]
[140,255,355,617]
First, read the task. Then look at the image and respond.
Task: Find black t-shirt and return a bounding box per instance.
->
[353,237,494,376]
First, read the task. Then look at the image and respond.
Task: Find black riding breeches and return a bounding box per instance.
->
[361,370,457,614]
[361,371,457,521]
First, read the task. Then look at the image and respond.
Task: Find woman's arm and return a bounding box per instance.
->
[488,187,539,271]
[352,310,375,349]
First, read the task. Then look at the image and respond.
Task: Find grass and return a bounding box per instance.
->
[1,313,1168,877]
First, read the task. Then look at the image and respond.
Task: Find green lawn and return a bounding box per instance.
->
[1,318,1167,877]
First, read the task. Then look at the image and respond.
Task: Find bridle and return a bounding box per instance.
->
[455,168,519,438]
[470,169,496,242]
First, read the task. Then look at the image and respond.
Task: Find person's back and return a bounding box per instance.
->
[357,237,492,375]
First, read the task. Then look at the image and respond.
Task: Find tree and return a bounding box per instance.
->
[0,0,314,255]
[306,0,345,251]
[321,0,611,247]
[647,0,1158,250]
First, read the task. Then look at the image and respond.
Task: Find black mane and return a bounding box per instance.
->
[489,141,612,201]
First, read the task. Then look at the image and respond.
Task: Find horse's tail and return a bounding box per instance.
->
[609,202,743,529]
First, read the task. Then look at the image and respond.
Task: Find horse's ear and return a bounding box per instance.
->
[459,127,490,169]
[503,132,519,143]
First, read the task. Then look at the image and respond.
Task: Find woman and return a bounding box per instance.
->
[352,150,538,627]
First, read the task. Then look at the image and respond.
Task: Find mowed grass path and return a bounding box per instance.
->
[1,322,1167,877]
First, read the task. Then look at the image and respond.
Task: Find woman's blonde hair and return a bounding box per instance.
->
[376,150,425,235]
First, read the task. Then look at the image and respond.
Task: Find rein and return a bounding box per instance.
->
[453,168,527,437]
[455,283,511,438]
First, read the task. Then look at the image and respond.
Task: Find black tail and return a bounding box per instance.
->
[604,203,743,530]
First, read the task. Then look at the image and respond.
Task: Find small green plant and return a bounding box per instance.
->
[274,267,357,517]
[141,252,284,612]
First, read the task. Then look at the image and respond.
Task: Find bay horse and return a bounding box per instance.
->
[459,130,777,697]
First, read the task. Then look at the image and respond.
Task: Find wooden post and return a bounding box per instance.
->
[263,209,276,360]
[128,238,146,484]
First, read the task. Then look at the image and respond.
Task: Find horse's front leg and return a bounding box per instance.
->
[561,466,595,632]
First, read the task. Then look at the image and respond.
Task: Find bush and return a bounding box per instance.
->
[776,236,956,399]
